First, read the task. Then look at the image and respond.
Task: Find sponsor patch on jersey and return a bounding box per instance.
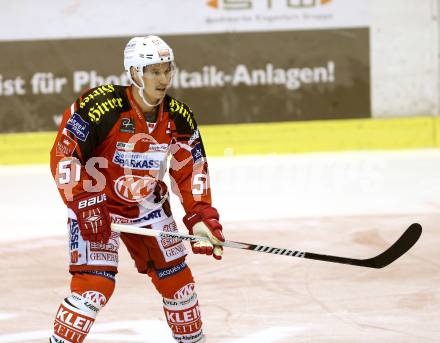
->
[69,219,80,263]
[79,270,116,281]
[65,113,90,142]
[188,129,200,145]
[119,118,135,133]
[79,85,115,109]
[56,134,77,156]
[114,175,156,202]
[156,219,188,262]
[112,151,162,170]
[149,143,169,152]
[112,209,162,224]
[85,231,119,267]
[191,143,203,163]
[156,262,187,280]
[116,141,135,151]
[90,232,119,253]
[169,98,195,130]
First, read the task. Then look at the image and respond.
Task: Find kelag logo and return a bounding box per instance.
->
[114,175,156,202]
[207,0,332,10]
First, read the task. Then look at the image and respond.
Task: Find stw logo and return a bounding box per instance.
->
[207,0,332,10]
[114,175,156,203]
[207,0,218,7]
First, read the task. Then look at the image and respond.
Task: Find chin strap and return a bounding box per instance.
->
[137,84,163,107]
[127,65,174,109]
[130,69,168,108]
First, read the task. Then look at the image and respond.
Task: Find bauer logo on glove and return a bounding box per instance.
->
[70,192,111,243]
[77,194,107,209]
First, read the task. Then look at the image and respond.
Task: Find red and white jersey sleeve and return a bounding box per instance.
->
[167,98,212,214]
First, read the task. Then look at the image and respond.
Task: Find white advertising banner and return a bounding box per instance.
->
[200,0,369,32]
[0,0,369,41]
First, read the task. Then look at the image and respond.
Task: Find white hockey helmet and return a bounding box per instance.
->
[124,35,174,78]
[124,35,175,106]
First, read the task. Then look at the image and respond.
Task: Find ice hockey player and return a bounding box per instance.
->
[49,35,224,342]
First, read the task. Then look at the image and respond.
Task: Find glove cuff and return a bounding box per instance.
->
[183,206,219,231]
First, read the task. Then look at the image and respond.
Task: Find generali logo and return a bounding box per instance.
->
[207,0,332,10]
[114,175,156,203]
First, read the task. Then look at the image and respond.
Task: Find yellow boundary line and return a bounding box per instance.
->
[0,116,438,165]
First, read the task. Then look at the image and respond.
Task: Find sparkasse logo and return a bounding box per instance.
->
[207,0,332,10]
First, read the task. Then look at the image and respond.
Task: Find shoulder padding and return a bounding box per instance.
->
[166,95,197,135]
[76,85,130,124]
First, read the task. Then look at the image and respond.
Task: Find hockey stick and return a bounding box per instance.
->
[111,223,422,269]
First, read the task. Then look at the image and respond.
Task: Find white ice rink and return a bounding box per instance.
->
[1,149,439,242]
[0,149,439,342]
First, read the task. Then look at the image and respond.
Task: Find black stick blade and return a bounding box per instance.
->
[303,223,422,268]
[360,223,422,268]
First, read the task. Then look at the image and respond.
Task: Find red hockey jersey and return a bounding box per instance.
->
[50,85,211,224]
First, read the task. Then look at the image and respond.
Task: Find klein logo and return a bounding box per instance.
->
[55,304,94,332]
[164,304,201,325]
[207,0,332,10]
[114,175,156,203]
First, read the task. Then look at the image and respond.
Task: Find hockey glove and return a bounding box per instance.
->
[183,206,225,260]
[70,192,111,243]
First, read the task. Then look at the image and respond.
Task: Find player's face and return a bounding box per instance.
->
[142,63,173,102]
